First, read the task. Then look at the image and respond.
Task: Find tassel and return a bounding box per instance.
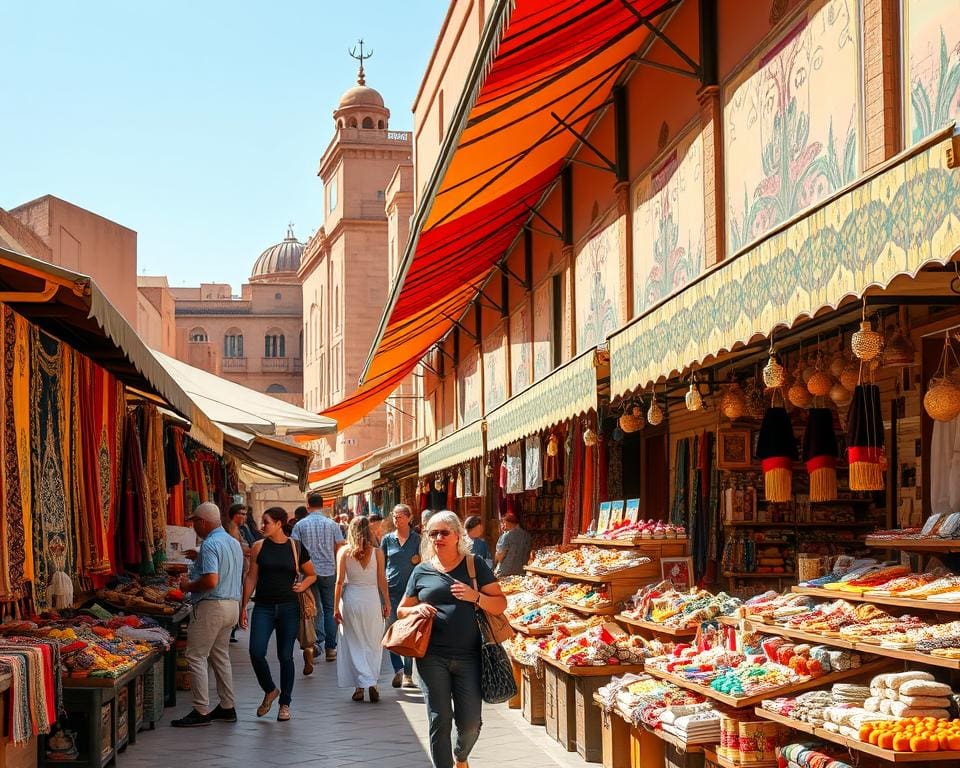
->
[808,462,838,502]
[48,570,74,609]
[849,447,884,491]
[762,458,793,502]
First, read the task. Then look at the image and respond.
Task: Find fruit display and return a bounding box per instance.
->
[622,581,740,628]
[858,719,960,752]
[527,545,650,576]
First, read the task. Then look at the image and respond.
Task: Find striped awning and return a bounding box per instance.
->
[419,420,485,477]
[321,0,674,431]
[610,127,960,398]
[343,467,381,497]
[486,348,599,451]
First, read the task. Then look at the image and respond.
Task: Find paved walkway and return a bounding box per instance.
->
[133,631,587,768]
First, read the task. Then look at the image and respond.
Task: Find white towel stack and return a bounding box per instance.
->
[864,671,953,719]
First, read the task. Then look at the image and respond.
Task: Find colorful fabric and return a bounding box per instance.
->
[142,405,167,568]
[118,412,149,571]
[0,308,28,602]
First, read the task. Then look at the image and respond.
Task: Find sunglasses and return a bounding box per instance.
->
[427,529,453,539]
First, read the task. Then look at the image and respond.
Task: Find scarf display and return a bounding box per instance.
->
[563,421,583,543]
[118,412,150,572]
[693,431,712,582]
[524,436,542,490]
[505,442,523,494]
[141,405,167,568]
[671,438,689,526]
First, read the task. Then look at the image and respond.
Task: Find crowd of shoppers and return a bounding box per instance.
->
[171,493,527,768]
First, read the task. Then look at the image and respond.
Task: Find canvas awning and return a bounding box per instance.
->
[342,467,381,497]
[609,127,960,398]
[307,450,376,486]
[486,348,600,451]
[151,351,336,438]
[322,0,674,430]
[218,424,313,490]
[419,420,486,477]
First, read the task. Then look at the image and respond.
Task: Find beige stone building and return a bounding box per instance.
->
[300,73,413,469]
[170,229,305,404]
[137,275,177,355]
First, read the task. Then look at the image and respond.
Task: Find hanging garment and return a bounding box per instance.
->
[118,413,149,571]
[142,405,167,568]
[0,309,28,601]
[689,434,701,572]
[581,440,595,535]
[930,416,960,515]
[693,432,711,583]
[563,422,583,543]
[505,442,523,494]
[524,436,542,491]
[671,439,690,526]
[9,311,33,584]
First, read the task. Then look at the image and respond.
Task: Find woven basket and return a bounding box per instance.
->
[788,382,812,408]
[798,554,826,582]
[762,356,787,389]
[924,377,960,422]
[840,364,860,391]
[806,370,833,397]
[829,353,847,378]
[647,399,664,426]
[852,320,884,361]
[829,383,851,405]
[721,385,746,420]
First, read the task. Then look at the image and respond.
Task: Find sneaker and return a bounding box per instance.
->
[402,675,417,689]
[325,648,337,662]
[171,709,211,728]
[207,705,237,723]
[391,671,403,688]
[303,648,314,676]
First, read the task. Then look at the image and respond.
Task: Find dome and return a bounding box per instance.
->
[338,84,385,109]
[250,226,304,282]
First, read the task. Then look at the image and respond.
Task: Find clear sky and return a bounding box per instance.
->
[2,2,447,290]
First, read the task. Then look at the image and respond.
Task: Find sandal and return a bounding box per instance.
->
[368,686,380,703]
[351,687,364,702]
[277,705,291,722]
[256,688,279,718]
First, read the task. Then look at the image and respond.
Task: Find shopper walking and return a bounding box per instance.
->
[240,507,317,722]
[291,491,343,673]
[380,503,421,688]
[224,503,253,644]
[334,517,391,702]
[172,502,243,728]
[464,516,492,569]
[494,512,532,577]
[397,511,507,768]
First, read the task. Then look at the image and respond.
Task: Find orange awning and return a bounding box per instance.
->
[323,0,671,430]
[306,450,376,485]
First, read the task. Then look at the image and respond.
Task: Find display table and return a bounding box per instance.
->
[39,652,160,768]
[152,603,190,708]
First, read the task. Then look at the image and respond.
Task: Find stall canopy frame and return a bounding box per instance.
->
[419,420,486,478]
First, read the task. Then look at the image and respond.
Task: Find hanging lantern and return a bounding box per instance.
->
[583,424,598,446]
[806,355,833,397]
[546,433,559,457]
[803,408,838,502]
[647,393,664,426]
[829,382,851,405]
[846,384,885,491]
[763,355,787,389]
[756,406,798,502]
[720,382,746,420]
[788,380,812,409]
[685,378,703,411]
[923,332,960,422]
[882,324,915,367]
[851,319,883,361]
[618,400,645,433]
[743,379,765,420]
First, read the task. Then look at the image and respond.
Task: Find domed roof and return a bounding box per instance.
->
[250,226,304,282]
[338,84,385,110]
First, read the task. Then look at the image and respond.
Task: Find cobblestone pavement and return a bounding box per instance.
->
[132,630,586,768]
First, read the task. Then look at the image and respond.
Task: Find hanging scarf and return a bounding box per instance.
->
[693,432,711,583]
[670,438,689,526]
[581,438,595,535]
[0,308,27,603]
[524,436,542,490]
[689,434,701,569]
[118,412,149,571]
[142,405,167,567]
[505,442,523,494]
[563,421,583,543]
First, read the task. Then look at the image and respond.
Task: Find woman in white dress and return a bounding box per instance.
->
[333,516,391,702]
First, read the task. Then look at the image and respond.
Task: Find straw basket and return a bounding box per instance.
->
[924,377,960,422]
[798,554,826,582]
[852,320,884,361]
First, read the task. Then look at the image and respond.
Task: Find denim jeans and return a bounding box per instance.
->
[386,590,413,675]
[249,601,299,706]
[416,653,483,768]
[311,575,337,652]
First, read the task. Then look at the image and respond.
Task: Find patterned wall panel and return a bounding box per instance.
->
[575,206,622,353]
[904,0,960,145]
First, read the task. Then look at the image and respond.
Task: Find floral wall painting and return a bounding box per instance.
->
[510,305,532,394]
[632,128,705,317]
[532,279,552,382]
[457,349,481,426]
[575,206,622,353]
[483,326,507,413]
[904,0,960,146]
[724,0,861,254]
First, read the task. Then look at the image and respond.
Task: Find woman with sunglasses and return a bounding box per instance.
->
[396,511,507,768]
[239,507,316,722]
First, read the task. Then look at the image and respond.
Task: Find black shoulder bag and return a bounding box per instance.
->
[464,555,517,704]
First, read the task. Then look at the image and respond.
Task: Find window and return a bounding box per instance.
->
[377,119,384,129]
[376,190,385,200]
[188,327,208,343]
[334,286,340,331]
[347,117,357,128]
[551,274,563,369]
[361,116,374,129]
[275,292,282,300]
[328,179,338,213]
[266,384,287,394]
[264,332,286,358]
[298,329,303,357]
[223,330,243,358]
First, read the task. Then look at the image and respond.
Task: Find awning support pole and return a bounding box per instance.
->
[495,261,529,291]
[523,204,563,240]
[550,112,617,175]
[0,281,59,304]
[619,0,701,79]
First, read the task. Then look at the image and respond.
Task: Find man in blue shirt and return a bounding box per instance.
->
[172,502,243,728]
[291,491,343,671]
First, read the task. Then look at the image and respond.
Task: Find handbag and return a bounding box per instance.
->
[464,555,515,643]
[381,612,433,658]
[290,540,318,650]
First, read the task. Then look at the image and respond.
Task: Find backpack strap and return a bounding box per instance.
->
[289,538,300,574]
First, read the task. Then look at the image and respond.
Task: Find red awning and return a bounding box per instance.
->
[323,0,671,429]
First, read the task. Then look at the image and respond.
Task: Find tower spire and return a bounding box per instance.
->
[348,38,373,86]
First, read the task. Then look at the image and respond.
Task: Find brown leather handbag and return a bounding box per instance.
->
[381,612,433,658]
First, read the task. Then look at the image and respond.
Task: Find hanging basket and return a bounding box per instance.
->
[882,325,915,367]
[829,382,851,405]
[924,378,960,422]
[851,320,883,361]
[647,398,664,426]
[788,381,812,409]
[840,363,860,392]
[829,351,847,379]
[807,370,833,398]
[720,383,746,420]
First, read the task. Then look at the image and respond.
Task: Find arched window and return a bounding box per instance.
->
[266,384,288,394]
[338,119,344,128]
[361,116,374,129]
[189,327,208,343]
[347,117,358,128]
[377,119,384,129]
[264,331,285,358]
[223,329,243,358]
[298,329,303,357]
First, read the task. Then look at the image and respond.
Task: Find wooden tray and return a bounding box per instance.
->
[614,614,698,637]
[570,536,690,548]
[792,586,960,614]
[555,598,620,615]
[538,651,645,677]
[864,537,960,553]
[524,563,652,583]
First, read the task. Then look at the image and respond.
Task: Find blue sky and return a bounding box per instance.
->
[2,2,446,290]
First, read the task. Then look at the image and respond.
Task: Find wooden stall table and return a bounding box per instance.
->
[38,652,160,768]
[151,603,190,708]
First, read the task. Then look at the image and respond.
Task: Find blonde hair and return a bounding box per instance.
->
[346,516,374,560]
[421,510,474,560]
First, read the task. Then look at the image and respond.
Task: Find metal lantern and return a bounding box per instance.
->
[647,391,664,426]
[851,320,884,361]
[685,378,703,411]
[763,355,787,389]
[720,382,746,420]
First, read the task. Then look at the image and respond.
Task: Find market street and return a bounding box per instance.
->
[134,634,584,768]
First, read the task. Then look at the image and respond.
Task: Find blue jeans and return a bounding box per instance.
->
[249,601,299,706]
[416,653,483,768]
[311,575,337,651]
[387,591,413,675]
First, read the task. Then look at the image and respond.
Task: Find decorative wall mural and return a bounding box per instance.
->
[904,0,960,145]
[532,279,552,381]
[510,305,532,394]
[483,326,507,412]
[724,0,860,254]
[457,349,481,426]
[575,206,621,352]
[632,128,705,316]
